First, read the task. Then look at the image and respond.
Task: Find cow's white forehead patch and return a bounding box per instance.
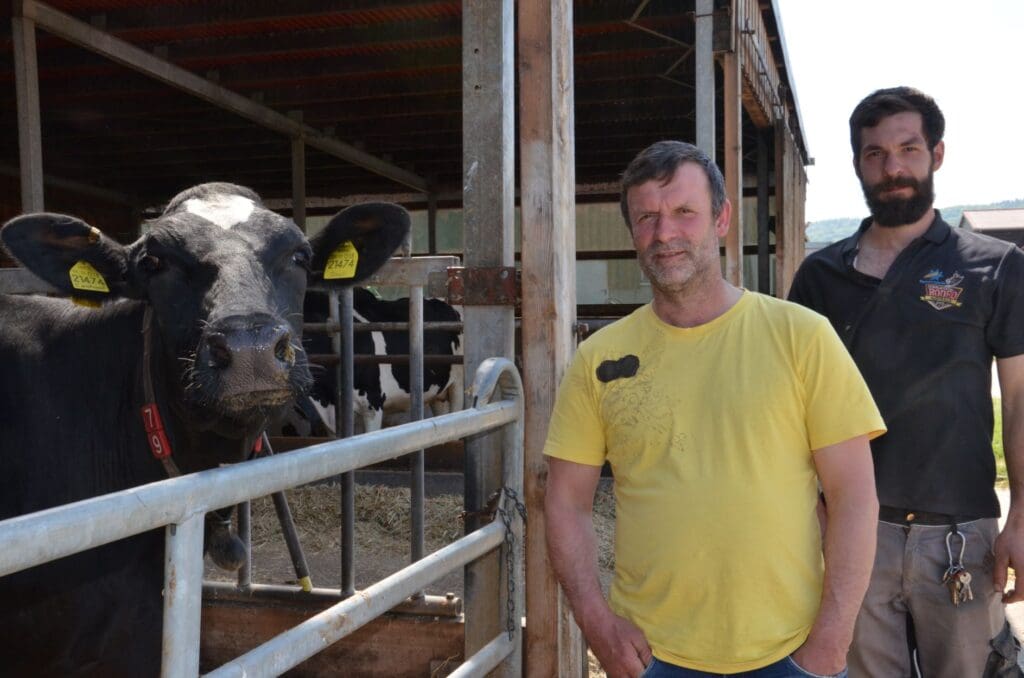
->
[184,195,256,230]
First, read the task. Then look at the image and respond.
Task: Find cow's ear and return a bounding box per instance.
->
[1,213,132,300]
[309,202,409,286]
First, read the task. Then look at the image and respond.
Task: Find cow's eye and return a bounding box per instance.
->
[139,254,163,274]
[292,248,312,270]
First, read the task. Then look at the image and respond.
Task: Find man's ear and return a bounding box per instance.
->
[931,140,945,172]
[715,199,732,237]
[309,202,410,287]
[1,213,132,301]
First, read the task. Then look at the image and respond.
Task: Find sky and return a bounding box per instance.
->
[774,0,1024,223]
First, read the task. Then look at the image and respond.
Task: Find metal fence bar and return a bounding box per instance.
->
[161,513,206,677]
[338,287,356,598]
[409,285,426,566]
[474,356,524,678]
[0,402,516,577]
[206,521,506,678]
[304,320,464,333]
[236,500,252,589]
[446,634,517,678]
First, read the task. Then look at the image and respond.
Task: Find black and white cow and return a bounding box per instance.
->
[297,288,463,435]
[0,183,408,676]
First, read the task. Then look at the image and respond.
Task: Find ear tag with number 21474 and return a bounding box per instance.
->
[324,241,359,280]
[69,260,110,293]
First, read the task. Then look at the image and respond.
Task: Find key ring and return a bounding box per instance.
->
[946,528,966,569]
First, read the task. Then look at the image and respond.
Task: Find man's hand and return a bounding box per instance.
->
[791,634,847,676]
[997,354,1024,604]
[583,610,652,678]
[994,511,1024,603]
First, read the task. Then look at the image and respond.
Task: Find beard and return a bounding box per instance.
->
[638,235,719,294]
[861,170,935,227]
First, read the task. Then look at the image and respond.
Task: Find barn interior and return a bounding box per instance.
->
[0,1,811,675]
[0,0,808,296]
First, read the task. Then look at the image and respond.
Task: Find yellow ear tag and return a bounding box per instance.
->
[71,297,102,309]
[69,260,110,293]
[324,241,359,280]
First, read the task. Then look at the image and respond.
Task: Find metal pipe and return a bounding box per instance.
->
[309,353,463,367]
[409,286,425,567]
[236,500,251,590]
[202,581,463,617]
[207,521,507,678]
[0,402,517,577]
[161,513,205,678]
[259,434,312,592]
[270,492,312,592]
[446,634,517,678]
[304,320,464,334]
[338,287,356,598]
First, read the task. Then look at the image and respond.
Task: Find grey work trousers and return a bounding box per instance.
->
[849,519,1012,678]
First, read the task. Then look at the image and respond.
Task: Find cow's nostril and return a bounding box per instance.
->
[205,332,232,369]
[274,333,295,365]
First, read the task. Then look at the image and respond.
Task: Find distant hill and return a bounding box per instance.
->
[806,197,1024,244]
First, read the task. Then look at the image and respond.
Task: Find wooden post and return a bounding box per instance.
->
[462,1,517,675]
[428,192,438,255]
[518,0,585,676]
[721,44,742,286]
[12,11,44,212]
[695,0,715,160]
[757,129,770,293]
[770,120,786,297]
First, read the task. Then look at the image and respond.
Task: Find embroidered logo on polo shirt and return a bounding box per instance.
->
[919,269,964,310]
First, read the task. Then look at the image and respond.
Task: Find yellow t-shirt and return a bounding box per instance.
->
[544,291,885,673]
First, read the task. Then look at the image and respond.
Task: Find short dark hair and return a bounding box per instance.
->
[619,140,726,228]
[849,87,945,157]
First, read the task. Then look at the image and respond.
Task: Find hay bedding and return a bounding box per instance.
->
[204,482,616,676]
[205,482,616,594]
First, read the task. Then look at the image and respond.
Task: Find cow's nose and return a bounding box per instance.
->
[203,332,232,369]
[200,315,296,379]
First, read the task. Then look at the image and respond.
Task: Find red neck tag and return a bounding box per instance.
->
[140,403,173,460]
[252,435,263,454]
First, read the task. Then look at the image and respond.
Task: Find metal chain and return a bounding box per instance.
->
[494,486,527,640]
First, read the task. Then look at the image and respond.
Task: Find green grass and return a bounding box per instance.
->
[995,397,1007,487]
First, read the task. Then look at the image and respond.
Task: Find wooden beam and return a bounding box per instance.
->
[0,164,138,207]
[461,1,518,675]
[721,36,743,287]
[18,0,428,193]
[757,128,771,293]
[201,602,464,677]
[290,111,306,232]
[518,0,585,676]
[11,13,44,211]
[695,0,715,159]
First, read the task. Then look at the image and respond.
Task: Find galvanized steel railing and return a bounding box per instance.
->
[0,357,524,677]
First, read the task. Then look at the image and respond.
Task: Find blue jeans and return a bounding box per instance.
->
[640,655,848,678]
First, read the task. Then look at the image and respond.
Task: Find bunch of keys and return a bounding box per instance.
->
[942,528,974,606]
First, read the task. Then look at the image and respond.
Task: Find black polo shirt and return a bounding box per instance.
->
[789,211,1024,518]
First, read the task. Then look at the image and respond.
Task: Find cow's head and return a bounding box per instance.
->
[2,183,409,440]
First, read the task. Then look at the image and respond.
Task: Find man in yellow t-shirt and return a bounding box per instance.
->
[544,141,886,678]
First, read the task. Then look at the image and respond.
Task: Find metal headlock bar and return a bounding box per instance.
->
[0,358,523,678]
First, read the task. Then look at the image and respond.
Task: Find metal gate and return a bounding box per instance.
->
[0,357,524,677]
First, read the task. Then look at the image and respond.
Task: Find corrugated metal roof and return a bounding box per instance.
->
[960,209,1024,231]
[0,0,809,214]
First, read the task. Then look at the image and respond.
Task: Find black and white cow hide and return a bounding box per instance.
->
[0,182,408,676]
[292,287,464,435]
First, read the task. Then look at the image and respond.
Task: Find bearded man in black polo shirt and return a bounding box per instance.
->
[789,86,1024,677]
